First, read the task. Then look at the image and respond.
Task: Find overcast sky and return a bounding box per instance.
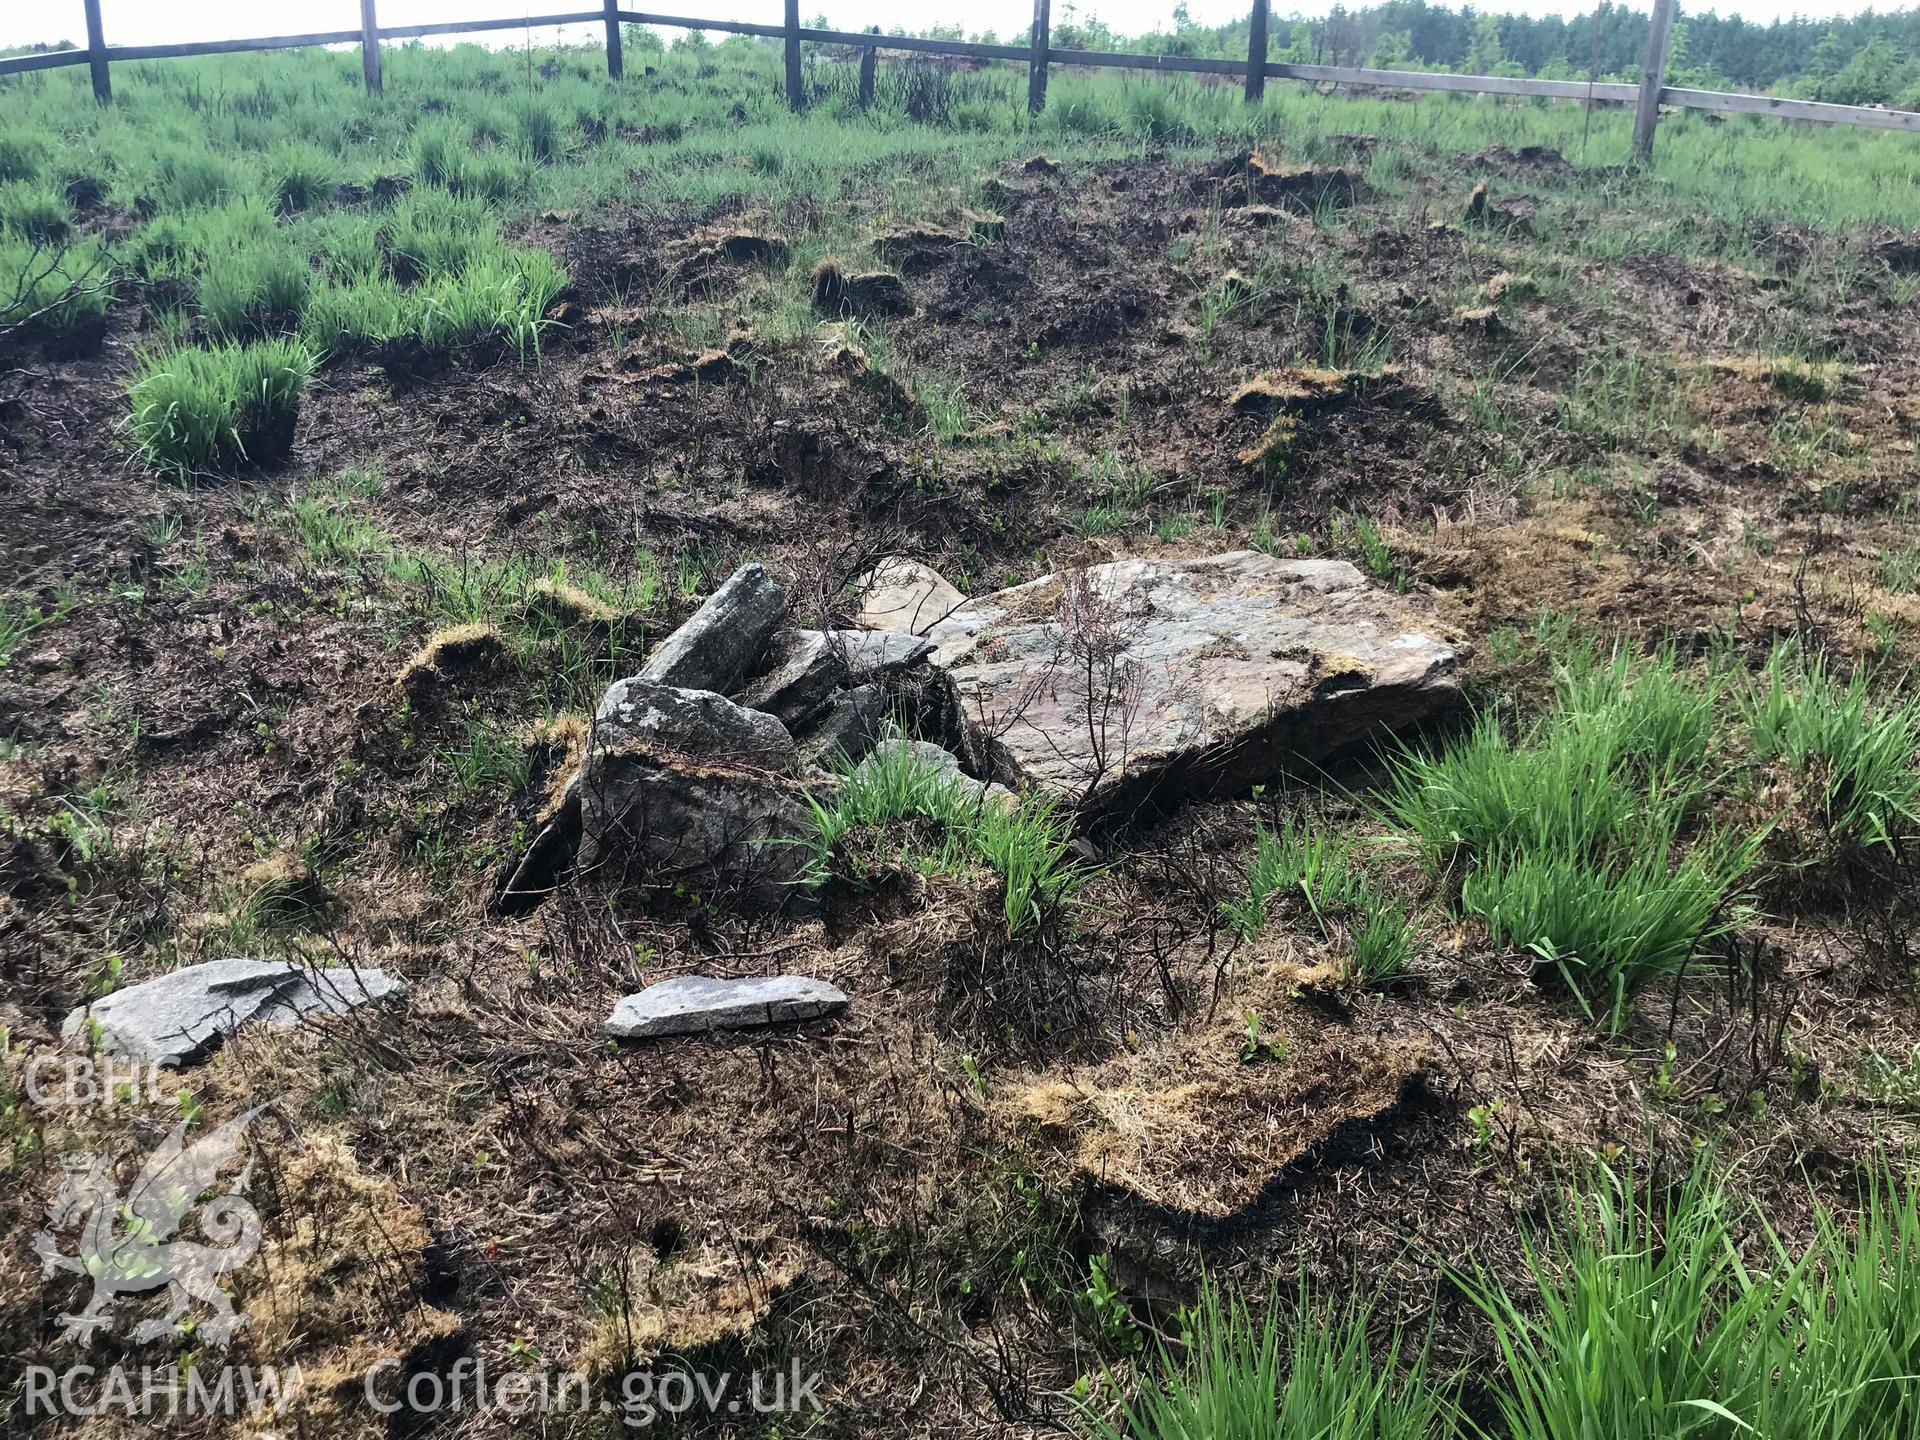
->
[1,0,1898,54]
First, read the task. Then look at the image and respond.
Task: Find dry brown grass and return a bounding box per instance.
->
[1000,987,1429,1219]
[522,576,617,628]
[393,622,511,697]
[242,1131,458,1432]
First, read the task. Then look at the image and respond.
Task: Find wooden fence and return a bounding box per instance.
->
[4,0,1919,157]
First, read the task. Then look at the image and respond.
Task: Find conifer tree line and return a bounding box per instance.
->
[913,0,1920,108]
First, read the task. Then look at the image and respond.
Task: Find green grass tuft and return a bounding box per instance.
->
[1744,645,1920,860]
[128,338,316,477]
[803,741,1085,939]
[1379,642,1757,1028]
[264,142,339,214]
[441,715,533,794]
[0,235,111,338]
[1083,1279,1450,1440]
[1224,814,1418,989]
[147,145,241,209]
[1460,1156,1920,1440]
[385,189,496,277]
[0,181,71,244]
[409,118,466,190]
[0,592,74,669]
[0,131,45,183]
[1083,1160,1920,1440]
[1460,825,1756,1029]
[198,232,313,339]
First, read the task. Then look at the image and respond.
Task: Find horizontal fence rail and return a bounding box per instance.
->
[4,2,1918,152]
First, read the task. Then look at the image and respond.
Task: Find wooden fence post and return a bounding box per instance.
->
[1244,0,1268,103]
[604,0,624,78]
[1633,0,1678,158]
[82,0,110,103]
[359,0,382,94]
[783,0,803,111]
[858,27,878,111]
[1027,0,1050,116]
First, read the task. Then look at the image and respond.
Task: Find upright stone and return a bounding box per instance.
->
[574,755,817,905]
[796,683,887,769]
[638,562,787,694]
[733,631,849,730]
[577,673,810,905]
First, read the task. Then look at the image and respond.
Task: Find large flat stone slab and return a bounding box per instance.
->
[62,957,406,1067]
[925,551,1461,811]
[603,975,848,1039]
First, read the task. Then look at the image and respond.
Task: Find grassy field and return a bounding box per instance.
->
[5,27,1920,1439]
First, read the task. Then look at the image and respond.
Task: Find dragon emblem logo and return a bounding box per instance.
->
[33,1106,265,1348]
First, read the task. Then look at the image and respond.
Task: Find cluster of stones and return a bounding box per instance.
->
[67,549,1465,1060]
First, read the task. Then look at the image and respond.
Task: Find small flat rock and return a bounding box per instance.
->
[62,958,405,1067]
[852,558,967,636]
[925,551,1462,812]
[597,678,795,770]
[603,975,848,1039]
[638,562,787,694]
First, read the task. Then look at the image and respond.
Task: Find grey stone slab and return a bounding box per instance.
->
[733,630,848,730]
[62,957,405,1067]
[796,683,887,770]
[637,562,787,694]
[925,551,1463,810]
[603,974,848,1039]
[596,679,796,770]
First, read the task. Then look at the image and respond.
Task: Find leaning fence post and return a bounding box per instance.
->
[858,27,878,110]
[783,0,803,111]
[1028,0,1051,116]
[1633,0,1678,159]
[359,0,383,94]
[604,0,624,78]
[1244,0,1268,103]
[82,0,110,103]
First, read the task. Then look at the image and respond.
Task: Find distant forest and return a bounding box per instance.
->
[935,2,1920,107]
